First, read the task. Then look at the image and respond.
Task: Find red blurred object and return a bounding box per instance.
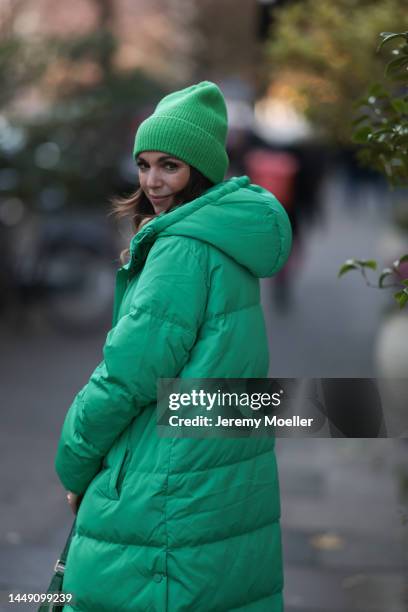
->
[244,149,299,210]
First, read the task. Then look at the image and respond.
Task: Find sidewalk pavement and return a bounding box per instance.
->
[278,438,408,612]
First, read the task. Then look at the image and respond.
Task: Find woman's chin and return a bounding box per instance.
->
[150,197,174,214]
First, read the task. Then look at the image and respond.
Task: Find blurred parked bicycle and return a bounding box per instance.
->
[0,198,118,334]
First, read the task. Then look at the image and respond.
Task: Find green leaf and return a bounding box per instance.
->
[373,133,390,144]
[377,32,408,52]
[402,279,408,286]
[355,259,377,270]
[338,261,359,277]
[352,96,369,109]
[372,127,394,135]
[379,268,394,287]
[394,288,408,308]
[391,98,408,114]
[367,83,389,98]
[388,71,408,83]
[386,56,408,77]
[351,114,371,126]
[353,126,372,143]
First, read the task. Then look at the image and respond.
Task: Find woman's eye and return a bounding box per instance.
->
[164,162,178,170]
[136,161,148,170]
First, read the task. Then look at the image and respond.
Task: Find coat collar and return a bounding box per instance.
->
[126,176,250,273]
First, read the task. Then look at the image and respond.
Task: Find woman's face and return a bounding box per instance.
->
[136,151,190,214]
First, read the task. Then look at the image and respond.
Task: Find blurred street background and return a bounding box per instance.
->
[0,0,407,610]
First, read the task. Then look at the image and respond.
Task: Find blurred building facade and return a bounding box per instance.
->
[2,0,266,97]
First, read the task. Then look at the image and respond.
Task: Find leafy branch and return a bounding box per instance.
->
[351,31,408,188]
[338,254,408,308]
[339,31,408,308]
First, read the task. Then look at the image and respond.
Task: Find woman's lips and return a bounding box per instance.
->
[148,194,172,202]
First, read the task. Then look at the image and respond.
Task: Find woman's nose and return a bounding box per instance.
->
[146,168,162,189]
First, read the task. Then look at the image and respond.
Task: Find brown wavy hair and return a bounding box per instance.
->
[109,165,214,265]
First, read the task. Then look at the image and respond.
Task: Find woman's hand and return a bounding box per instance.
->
[66,491,83,515]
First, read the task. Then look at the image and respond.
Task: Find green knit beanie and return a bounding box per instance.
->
[133,81,229,184]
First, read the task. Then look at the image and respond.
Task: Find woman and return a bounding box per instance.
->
[56,81,292,611]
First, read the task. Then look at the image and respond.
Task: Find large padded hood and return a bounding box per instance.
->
[129,175,292,278]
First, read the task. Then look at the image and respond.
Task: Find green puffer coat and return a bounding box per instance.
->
[55,175,292,612]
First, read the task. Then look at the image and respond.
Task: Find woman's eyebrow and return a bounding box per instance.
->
[137,155,178,162]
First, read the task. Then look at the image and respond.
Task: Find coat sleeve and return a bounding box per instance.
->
[55,236,208,494]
